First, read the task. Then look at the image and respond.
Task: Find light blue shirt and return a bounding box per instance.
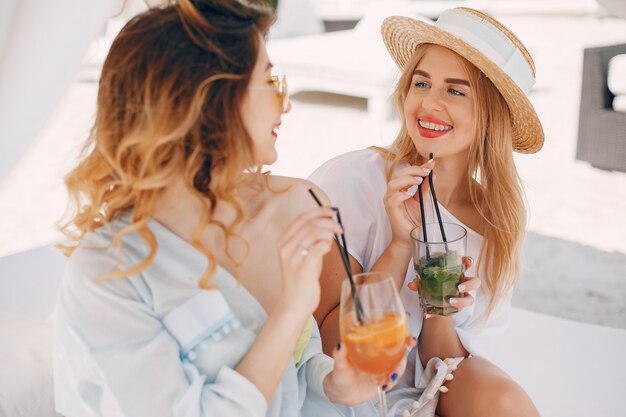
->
[53,215,353,417]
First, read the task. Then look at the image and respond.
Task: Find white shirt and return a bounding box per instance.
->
[309,149,511,383]
[53,214,353,417]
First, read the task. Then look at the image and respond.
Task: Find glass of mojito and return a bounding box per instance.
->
[410,222,467,316]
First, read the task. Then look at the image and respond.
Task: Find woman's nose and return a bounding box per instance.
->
[284,99,292,114]
[421,89,444,112]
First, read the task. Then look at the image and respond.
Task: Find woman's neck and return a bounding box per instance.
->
[152,176,205,240]
[428,154,473,207]
[152,173,267,244]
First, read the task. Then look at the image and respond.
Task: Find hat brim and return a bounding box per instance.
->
[382,15,544,154]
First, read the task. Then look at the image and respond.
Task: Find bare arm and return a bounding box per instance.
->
[369,160,435,290]
[364,158,474,367]
[237,206,341,400]
[369,241,413,291]
[236,300,313,399]
[314,160,434,355]
[418,317,469,368]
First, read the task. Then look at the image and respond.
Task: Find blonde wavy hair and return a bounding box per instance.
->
[375,44,526,316]
[60,0,274,288]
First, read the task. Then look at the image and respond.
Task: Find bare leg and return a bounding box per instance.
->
[437,356,540,417]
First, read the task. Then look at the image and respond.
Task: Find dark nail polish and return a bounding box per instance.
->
[381,384,388,391]
[331,207,339,212]
[336,342,341,351]
[390,372,398,382]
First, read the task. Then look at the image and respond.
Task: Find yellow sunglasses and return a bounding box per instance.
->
[250,75,289,112]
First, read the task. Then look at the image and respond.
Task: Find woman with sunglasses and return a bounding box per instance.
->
[311,8,542,417]
[52,1,406,416]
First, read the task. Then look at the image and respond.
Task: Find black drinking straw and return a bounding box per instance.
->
[308,189,365,324]
[427,153,448,252]
[335,210,367,322]
[417,183,430,259]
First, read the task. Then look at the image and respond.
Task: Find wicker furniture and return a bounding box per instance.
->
[576,43,626,172]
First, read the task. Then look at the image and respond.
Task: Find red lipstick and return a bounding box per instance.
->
[272,123,281,138]
[417,116,453,139]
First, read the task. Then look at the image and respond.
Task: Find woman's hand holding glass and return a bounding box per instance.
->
[278,210,411,408]
[337,272,414,416]
[383,159,435,250]
[322,336,411,407]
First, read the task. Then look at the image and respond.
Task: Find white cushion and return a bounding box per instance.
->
[0,245,64,322]
[607,54,626,96]
[481,308,626,417]
[613,94,626,113]
[0,311,60,417]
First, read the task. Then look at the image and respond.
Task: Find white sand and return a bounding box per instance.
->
[1,12,625,329]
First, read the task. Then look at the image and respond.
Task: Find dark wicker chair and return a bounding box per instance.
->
[576,43,626,172]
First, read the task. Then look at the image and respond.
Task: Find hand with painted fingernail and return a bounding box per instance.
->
[447,256,481,310]
[382,159,435,251]
[378,335,416,390]
[323,335,414,405]
[322,342,379,406]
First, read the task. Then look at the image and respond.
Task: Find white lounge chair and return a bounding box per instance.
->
[0,245,64,417]
[267,1,433,136]
[1,243,625,416]
[481,308,626,417]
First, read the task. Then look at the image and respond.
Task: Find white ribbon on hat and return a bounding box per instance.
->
[436,9,535,93]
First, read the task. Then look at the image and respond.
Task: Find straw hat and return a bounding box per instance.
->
[381,7,544,153]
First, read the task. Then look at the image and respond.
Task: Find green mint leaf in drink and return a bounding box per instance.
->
[414,250,463,315]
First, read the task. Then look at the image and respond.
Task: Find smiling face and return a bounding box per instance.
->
[240,38,291,166]
[403,45,475,160]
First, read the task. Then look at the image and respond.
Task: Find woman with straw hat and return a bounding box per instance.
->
[310,7,543,417]
[52,1,411,416]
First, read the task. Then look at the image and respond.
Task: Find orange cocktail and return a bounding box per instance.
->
[342,311,408,376]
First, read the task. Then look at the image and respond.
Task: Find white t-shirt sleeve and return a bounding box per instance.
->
[309,150,385,270]
[433,206,514,358]
[454,287,513,357]
[54,246,267,417]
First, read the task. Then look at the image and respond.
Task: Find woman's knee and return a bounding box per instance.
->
[482,377,539,417]
[438,357,539,417]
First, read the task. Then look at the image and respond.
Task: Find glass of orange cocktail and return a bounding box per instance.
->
[340,272,408,417]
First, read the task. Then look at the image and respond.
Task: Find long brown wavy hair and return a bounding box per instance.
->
[375,44,526,316]
[60,0,274,288]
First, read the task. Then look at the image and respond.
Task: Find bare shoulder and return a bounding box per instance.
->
[260,175,333,233]
[265,175,332,212]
